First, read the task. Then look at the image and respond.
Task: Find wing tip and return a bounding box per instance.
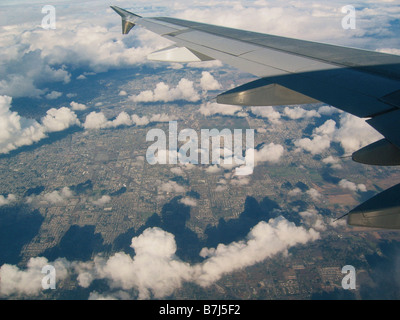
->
[110,5,142,19]
[110,5,142,35]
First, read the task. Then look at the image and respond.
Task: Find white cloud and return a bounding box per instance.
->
[299,208,346,231]
[205,165,222,174]
[130,78,200,103]
[294,120,335,155]
[170,167,184,175]
[149,113,175,123]
[0,96,80,155]
[70,101,87,111]
[0,194,17,206]
[92,195,111,206]
[41,107,80,133]
[0,95,45,154]
[159,181,186,193]
[0,257,69,297]
[111,112,134,127]
[131,114,150,126]
[288,187,302,197]
[45,91,63,100]
[179,197,197,207]
[199,102,243,117]
[199,71,222,91]
[74,217,319,299]
[295,113,383,156]
[42,187,74,204]
[83,111,175,131]
[284,106,320,120]
[318,105,341,116]
[377,48,400,55]
[194,217,319,287]
[339,179,367,192]
[333,113,383,154]
[251,106,281,124]
[306,188,322,201]
[83,112,109,130]
[322,156,342,169]
[299,209,327,231]
[251,143,285,165]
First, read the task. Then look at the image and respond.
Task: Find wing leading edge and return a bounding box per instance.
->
[111,6,400,229]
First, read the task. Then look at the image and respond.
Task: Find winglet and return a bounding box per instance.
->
[110,6,142,35]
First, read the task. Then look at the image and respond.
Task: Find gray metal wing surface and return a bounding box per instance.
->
[111,6,400,229]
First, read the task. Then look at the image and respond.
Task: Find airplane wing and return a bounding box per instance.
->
[111,6,400,229]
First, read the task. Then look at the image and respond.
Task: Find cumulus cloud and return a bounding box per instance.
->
[45,91,63,100]
[251,106,281,124]
[194,218,319,286]
[294,120,335,155]
[339,179,367,192]
[131,114,150,127]
[333,113,383,154]
[0,95,45,154]
[288,187,302,197]
[306,188,322,201]
[294,114,383,155]
[159,181,186,193]
[41,107,80,133]
[287,187,322,201]
[70,101,87,111]
[91,195,111,206]
[83,111,176,130]
[0,96,80,154]
[0,194,17,206]
[318,105,341,116]
[199,102,244,117]
[179,197,197,207]
[74,217,319,299]
[83,111,135,130]
[254,143,285,164]
[130,78,200,103]
[204,165,222,174]
[0,3,172,99]
[1,212,348,299]
[83,112,109,130]
[199,71,222,91]
[0,257,69,297]
[40,187,74,205]
[322,156,342,169]
[149,113,175,123]
[283,106,320,120]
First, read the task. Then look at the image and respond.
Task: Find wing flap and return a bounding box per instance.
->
[148,46,214,62]
[367,109,400,148]
[348,183,400,229]
[217,78,318,106]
